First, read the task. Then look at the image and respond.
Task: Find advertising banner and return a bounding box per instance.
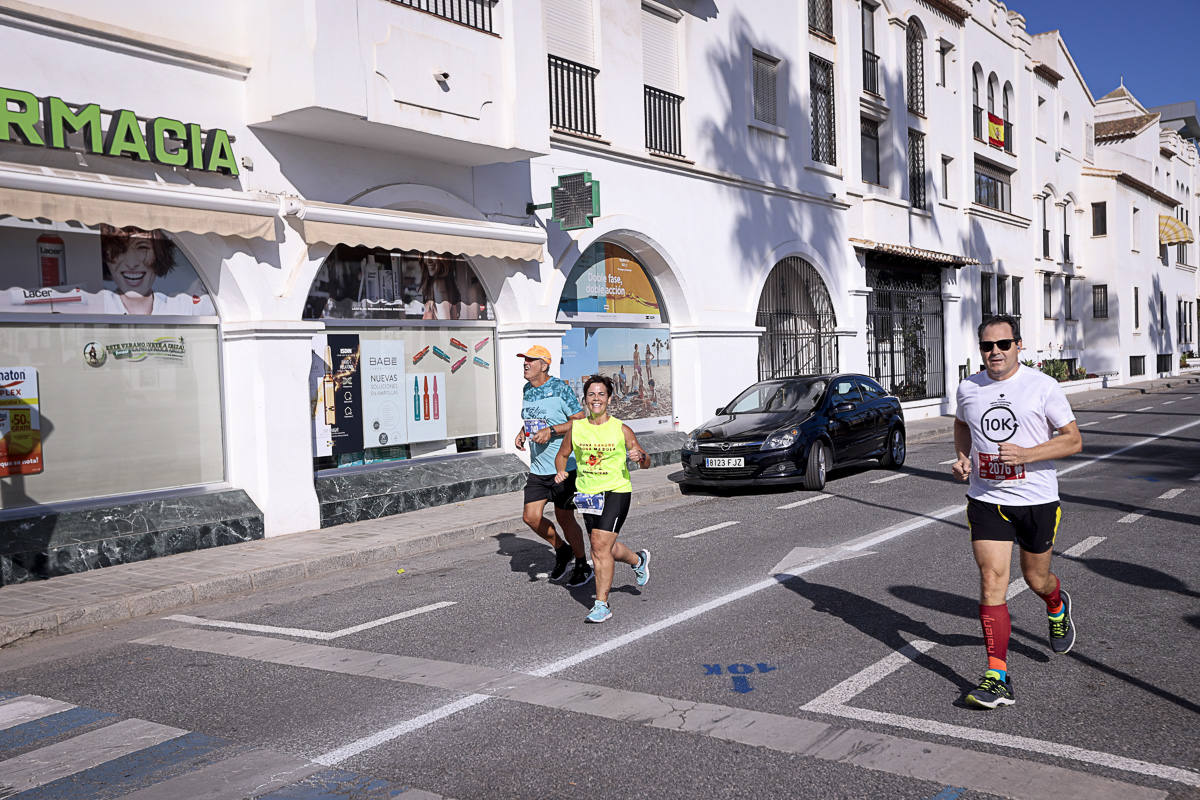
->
[327,334,364,456]
[0,367,43,477]
[360,339,407,450]
[557,243,662,323]
[560,327,671,430]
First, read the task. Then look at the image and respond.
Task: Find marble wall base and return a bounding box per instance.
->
[0,490,264,586]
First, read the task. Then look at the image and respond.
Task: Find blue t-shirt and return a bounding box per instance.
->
[522,376,583,474]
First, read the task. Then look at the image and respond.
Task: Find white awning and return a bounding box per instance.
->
[288,199,545,262]
[0,166,279,241]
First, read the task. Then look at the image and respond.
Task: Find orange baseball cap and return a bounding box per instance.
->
[517,345,552,365]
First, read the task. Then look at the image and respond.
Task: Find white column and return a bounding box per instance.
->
[669,326,763,431]
[221,321,324,536]
[844,286,873,372]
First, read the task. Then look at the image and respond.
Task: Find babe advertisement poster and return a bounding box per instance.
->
[0,367,43,477]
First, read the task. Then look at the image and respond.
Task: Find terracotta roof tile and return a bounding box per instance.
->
[1094,113,1158,142]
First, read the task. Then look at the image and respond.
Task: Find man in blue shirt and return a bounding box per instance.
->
[516,345,591,586]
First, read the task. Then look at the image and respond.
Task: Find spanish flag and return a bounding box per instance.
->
[988,113,1005,149]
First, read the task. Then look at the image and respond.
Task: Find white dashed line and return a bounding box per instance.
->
[1005,537,1105,600]
[1118,510,1150,524]
[166,602,457,640]
[869,473,910,484]
[1108,414,1127,419]
[939,458,959,465]
[1162,400,1175,405]
[675,520,740,539]
[777,493,835,510]
[1136,406,1154,412]
[1191,473,1200,482]
[1078,421,1099,427]
[1157,488,1186,500]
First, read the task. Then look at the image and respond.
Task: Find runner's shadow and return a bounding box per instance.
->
[778,577,979,692]
[493,532,551,582]
[1060,555,1200,598]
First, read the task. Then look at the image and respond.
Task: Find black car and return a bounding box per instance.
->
[679,373,905,490]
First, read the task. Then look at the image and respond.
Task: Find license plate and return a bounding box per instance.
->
[978,453,1026,482]
[705,457,745,468]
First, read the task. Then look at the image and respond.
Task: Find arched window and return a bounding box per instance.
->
[757,257,837,379]
[906,20,925,115]
[971,64,983,139]
[987,73,997,114]
[1002,82,1014,153]
[1062,111,1071,150]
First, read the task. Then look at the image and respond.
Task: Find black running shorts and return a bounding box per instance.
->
[581,491,632,534]
[524,471,577,511]
[966,496,1062,554]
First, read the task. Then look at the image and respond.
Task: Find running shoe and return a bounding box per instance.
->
[633,549,651,587]
[965,670,1015,709]
[1048,589,1076,654]
[566,560,594,587]
[585,600,612,623]
[549,545,574,582]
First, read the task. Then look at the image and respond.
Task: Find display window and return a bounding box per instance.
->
[556,242,672,431]
[305,245,498,471]
[0,218,223,511]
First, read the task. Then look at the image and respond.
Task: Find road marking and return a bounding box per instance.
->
[939,458,959,465]
[0,695,76,731]
[1157,488,1185,500]
[777,492,835,510]
[1161,400,1175,405]
[1078,421,1099,427]
[1118,510,1150,523]
[1058,418,1200,476]
[166,601,456,641]
[1108,414,1127,419]
[1191,473,1200,482]
[114,747,320,800]
[675,520,740,539]
[1005,537,1105,600]
[806,640,937,707]
[869,473,910,484]
[314,695,489,766]
[1136,406,1154,412]
[135,628,1173,799]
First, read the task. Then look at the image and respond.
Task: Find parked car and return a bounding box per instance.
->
[678,374,905,490]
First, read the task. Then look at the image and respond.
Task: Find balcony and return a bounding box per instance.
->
[549,55,599,137]
[863,51,880,95]
[644,86,684,157]
[246,0,547,167]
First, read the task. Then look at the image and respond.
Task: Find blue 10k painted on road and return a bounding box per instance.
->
[703,662,777,693]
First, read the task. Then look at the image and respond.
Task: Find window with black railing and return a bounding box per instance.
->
[863,51,880,94]
[644,86,684,157]
[810,0,833,37]
[394,0,494,33]
[973,105,983,140]
[1004,121,1013,153]
[548,54,599,137]
[1093,284,1108,319]
[906,24,925,115]
[908,129,926,209]
[1042,228,1050,258]
[810,55,837,165]
[1064,232,1070,263]
[1157,353,1172,374]
[1178,243,1189,265]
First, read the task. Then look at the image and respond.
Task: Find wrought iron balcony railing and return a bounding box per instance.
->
[548,55,599,137]
[644,86,684,157]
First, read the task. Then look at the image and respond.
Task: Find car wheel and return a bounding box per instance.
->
[803,441,829,491]
[880,427,906,468]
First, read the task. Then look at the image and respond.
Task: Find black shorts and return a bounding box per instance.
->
[524,471,577,511]
[967,497,1062,554]
[581,491,632,534]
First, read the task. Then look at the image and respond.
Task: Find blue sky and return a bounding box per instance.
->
[1018,0,1200,108]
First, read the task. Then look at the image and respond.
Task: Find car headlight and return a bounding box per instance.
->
[762,428,800,451]
[684,434,698,451]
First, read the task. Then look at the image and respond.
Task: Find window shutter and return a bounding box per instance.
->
[544,0,595,65]
[753,53,779,125]
[642,6,679,93]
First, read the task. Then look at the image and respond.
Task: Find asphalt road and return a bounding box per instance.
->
[0,388,1197,800]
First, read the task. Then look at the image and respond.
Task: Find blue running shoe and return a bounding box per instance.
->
[633,549,650,587]
[585,600,612,623]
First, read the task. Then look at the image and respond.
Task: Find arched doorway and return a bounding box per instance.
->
[756,257,838,379]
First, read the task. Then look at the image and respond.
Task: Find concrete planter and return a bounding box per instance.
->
[1058,377,1107,395]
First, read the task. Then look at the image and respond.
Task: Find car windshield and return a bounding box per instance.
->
[725,379,827,414]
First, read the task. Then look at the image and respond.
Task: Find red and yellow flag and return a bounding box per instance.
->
[988,113,1005,148]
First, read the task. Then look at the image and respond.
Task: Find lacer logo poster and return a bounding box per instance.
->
[360,339,407,449]
[327,334,364,456]
[0,367,43,476]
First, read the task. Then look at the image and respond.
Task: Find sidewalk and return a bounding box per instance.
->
[1,374,1194,648]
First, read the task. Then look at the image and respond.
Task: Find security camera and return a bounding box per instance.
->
[434,71,450,81]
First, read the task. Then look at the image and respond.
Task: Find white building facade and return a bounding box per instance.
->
[0,0,1195,580]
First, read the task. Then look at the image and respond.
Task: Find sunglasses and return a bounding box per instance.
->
[978,339,1016,352]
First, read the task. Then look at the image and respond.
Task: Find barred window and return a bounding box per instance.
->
[752,52,779,126]
[1012,276,1022,318]
[981,272,993,316]
[1092,202,1107,236]
[997,275,1008,314]
[1093,284,1108,319]
[908,129,926,209]
[906,23,925,115]
[810,55,836,165]
[974,160,1011,212]
[1043,274,1053,319]
[809,0,833,37]
[1134,286,1140,329]
[1065,276,1074,320]
[861,118,881,184]
[1130,355,1145,377]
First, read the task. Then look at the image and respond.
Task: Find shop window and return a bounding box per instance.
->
[304,245,498,472]
[557,242,671,432]
[0,219,222,509]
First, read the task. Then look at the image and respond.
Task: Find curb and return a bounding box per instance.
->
[0,480,685,648]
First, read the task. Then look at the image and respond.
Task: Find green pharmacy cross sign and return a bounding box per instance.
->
[527,171,600,230]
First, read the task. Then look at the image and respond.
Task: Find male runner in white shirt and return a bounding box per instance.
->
[951,314,1081,709]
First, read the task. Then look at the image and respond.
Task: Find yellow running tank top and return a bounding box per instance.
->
[571,416,632,494]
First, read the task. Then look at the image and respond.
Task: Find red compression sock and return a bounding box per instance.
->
[1036,576,1063,615]
[979,603,1011,673]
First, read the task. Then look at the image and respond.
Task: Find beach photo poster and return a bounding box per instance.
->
[560,326,671,428]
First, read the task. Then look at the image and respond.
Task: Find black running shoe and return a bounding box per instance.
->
[965,670,1015,709]
[566,561,594,588]
[549,546,574,582]
[1048,589,1076,654]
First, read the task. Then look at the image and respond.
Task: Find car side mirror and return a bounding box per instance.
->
[715,406,727,415]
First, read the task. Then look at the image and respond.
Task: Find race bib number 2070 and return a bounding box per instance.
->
[978,452,1025,483]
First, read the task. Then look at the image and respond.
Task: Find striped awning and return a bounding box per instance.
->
[1159,214,1195,244]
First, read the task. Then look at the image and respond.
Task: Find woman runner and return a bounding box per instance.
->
[554,374,651,623]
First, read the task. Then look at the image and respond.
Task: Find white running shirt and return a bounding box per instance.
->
[955,365,1075,506]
